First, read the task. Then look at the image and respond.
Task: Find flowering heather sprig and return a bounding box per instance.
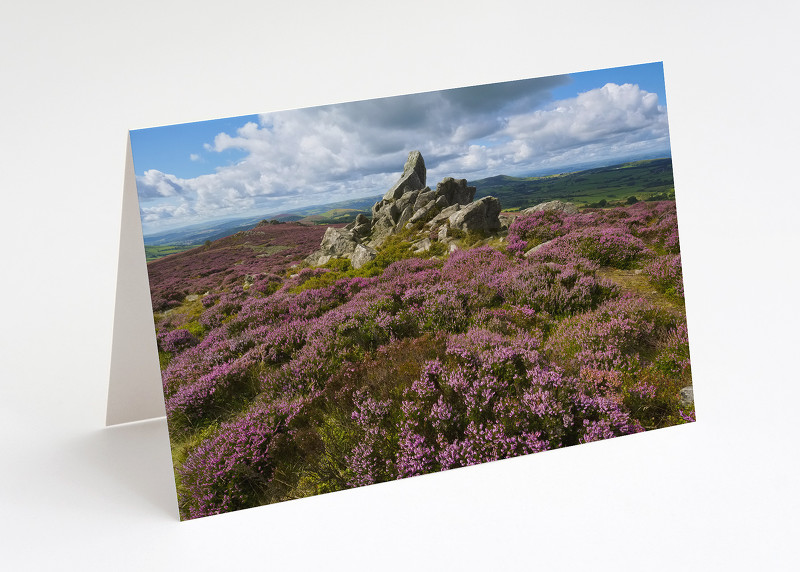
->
[201,293,220,307]
[178,397,306,519]
[345,390,398,487]
[497,260,618,316]
[507,201,680,258]
[147,223,328,309]
[644,254,685,297]
[529,226,650,268]
[165,348,261,431]
[653,321,692,377]
[154,199,690,514]
[158,328,198,353]
[544,295,667,374]
[506,210,572,254]
[395,340,643,478]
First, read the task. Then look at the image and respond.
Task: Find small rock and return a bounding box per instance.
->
[522,200,579,215]
[351,244,377,269]
[524,239,553,258]
[680,386,694,407]
[412,238,432,253]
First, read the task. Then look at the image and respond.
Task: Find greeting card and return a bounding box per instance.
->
[109,61,694,519]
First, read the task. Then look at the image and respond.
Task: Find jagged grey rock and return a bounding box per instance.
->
[522,200,579,215]
[352,222,371,239]
[397,205,414,229]
[402,150,426,187]
[413,189,436,211]
[436,177,476,205]
[408,200,436,225]
[370,216,397,247]
[345,213,369,229]
[397,189,420,212]
[412,238,432,253]
[448,196,501,233]
[306,151,504,267]
[383,170,423,201]
[323,226,359,255]
[427,204,461,227]
[483,197,502,231]
[304,226,361,266]
[351,244,377,269]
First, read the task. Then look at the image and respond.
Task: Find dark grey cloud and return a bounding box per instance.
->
[137,78,669,233]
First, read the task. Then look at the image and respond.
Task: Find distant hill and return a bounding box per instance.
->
[470,158,674,210]
[143,159,674,258]
[143,194,381,247]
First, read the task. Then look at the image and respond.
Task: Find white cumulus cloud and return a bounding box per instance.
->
[136,78,670,233]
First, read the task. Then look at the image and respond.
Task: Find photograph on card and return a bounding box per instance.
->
[130,61,694,520]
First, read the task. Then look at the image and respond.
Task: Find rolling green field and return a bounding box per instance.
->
[472,158,674,210]
[145,244,203,262]
[299,208,372,225]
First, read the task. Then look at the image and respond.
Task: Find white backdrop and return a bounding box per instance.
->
[1,1,798,570]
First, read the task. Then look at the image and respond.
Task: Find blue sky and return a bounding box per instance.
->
[131,62,671,234]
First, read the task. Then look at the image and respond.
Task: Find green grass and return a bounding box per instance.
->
[472,158,674,210]
[145,244,203,261]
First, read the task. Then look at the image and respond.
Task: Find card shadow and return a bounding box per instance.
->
[66,418,178,519]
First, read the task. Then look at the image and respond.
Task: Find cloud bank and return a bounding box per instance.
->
[137,77,670,232]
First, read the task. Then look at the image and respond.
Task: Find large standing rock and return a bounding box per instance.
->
[382,151,427,201]
[403,150,426,187]
[383,170,423,201]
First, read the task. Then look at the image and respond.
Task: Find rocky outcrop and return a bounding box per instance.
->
[305,151,503,266]
[448,196,501,234]
[522,200,579,215]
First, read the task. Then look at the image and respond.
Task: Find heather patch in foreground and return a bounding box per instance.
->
[152,201,693,519]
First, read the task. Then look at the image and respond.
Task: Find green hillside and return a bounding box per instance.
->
[471,158,674,210]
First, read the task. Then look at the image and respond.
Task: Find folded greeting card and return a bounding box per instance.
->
[109,61,694,520]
